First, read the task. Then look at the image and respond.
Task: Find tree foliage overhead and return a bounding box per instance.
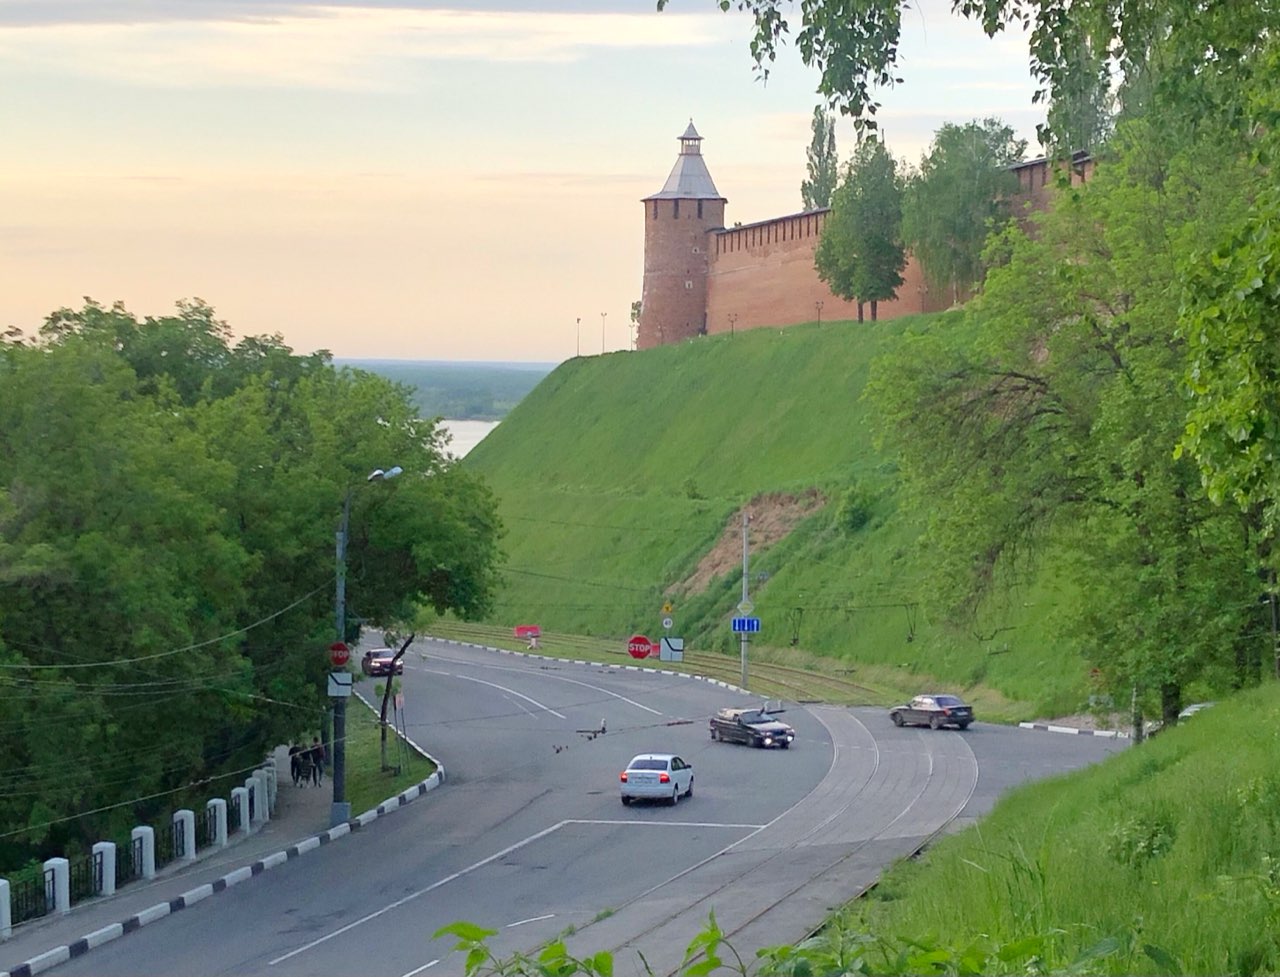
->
[901,118,1025,302]
[801,104,839,210]
[0,300,503,866]
[814,137,906,320]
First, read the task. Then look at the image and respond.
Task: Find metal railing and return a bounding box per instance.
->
[116,833,144,887]
[198,805,218,848]
[10,867,52,925]
[155,819,185,868]
[68,849,103,903]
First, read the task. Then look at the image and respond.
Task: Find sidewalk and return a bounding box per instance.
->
[2,746,356,977]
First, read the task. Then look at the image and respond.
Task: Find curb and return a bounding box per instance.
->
[1018,721,1130,739]
[1,698,443,977]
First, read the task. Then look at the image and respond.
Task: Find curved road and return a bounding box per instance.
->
[50,639,1125,977]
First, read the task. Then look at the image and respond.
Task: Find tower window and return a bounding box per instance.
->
[685,281,693,290]
[697,200,704,219]
[652,201,658,219]
[673,200,680,219]
[692,245,700,254]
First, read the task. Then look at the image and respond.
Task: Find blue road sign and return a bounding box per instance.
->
[731,617,761,633]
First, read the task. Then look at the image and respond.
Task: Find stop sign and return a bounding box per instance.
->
[627,634,653,659]
[329,641,351,668]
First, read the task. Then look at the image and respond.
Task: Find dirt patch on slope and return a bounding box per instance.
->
[672,490,826,596]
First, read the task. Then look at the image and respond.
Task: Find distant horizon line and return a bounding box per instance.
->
[335,357,558,369]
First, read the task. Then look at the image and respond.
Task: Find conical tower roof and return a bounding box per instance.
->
[643,121,725,201]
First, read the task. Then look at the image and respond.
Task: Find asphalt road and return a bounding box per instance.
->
[49,639,1126,977]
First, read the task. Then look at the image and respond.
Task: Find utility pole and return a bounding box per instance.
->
[740,510,750,689]
[332,490,353,827]
[576,317,581,357]
[601,312,608,354]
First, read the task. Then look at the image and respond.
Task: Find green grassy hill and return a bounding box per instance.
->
[463,316,1084,719]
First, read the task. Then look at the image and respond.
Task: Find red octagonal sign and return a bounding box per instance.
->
[329,641,351,668]
[626,634,653,659]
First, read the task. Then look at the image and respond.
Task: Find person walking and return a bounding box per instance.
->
[288,742,303,786]
[309,737,325,787]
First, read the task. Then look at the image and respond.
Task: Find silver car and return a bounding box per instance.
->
[619,753,694,806]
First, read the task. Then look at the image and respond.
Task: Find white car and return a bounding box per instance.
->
[619,753,693,806]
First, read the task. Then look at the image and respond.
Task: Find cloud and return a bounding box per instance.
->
[0,5,728,89]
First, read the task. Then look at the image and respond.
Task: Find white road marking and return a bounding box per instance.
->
[506,914,555,928]
[267,818,758,965]
[424,656,665,716]
[421,670,567,719]
[400,960,439,977]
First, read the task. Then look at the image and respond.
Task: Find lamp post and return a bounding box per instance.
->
[728,313,738,337]
[815,300,824,326]
[600,312,607,354]
[332,465,402,827]
[576,317,581,357]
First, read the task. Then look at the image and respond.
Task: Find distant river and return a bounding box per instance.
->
[440,419,500,457]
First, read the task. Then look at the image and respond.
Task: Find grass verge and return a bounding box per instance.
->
[344,696,437,816]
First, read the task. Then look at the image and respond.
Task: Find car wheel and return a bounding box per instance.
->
[621,796,632,806]
[685,777,694,798]
[781,740,790,749]
[959,721,971,730]
[891,712,904,727]
[710,728,717,741]
[668,787,678,806]
[930,715,944,730]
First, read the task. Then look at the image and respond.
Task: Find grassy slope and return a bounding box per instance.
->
[464,316,1084,719]
[851,688,1280,975]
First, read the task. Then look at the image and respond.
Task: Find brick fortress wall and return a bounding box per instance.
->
[704,210,948,337]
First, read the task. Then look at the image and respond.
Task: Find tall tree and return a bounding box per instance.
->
[814,138,905,321]
[901,118,1025,304]
[801,105,839,211]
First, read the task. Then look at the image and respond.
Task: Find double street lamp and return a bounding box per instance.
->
[332,465,402,827]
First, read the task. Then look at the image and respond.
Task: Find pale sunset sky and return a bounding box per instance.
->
[1,1,1042,362]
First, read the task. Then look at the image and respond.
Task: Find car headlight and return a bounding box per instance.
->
[764,737,773,744]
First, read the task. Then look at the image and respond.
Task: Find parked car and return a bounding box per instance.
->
[889,694,974,730]
[361,648,403,677]
[709,705,795,748]
[620,753,694,806]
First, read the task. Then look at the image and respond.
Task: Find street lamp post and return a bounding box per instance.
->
[815,300,824,326]
[332,465,402,827]
[576,317,581,357]
[728,313,738,336]
[600,312,607,354]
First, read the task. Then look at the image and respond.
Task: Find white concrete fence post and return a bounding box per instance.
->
[44,858,69,915]
[1,877,11,940]
[93,841,116,896]
[174,809,196,862]
[252,771,270,824]
[207,797,228,848]
[231,787,250,836]
[263,761,278,810]
[132,826,156,880]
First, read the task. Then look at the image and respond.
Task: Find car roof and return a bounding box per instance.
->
[627,753,676,763]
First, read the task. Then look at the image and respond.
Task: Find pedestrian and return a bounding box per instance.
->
[288,742,303,786]
[309,737,324,787]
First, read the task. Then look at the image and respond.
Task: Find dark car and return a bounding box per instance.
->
[361,648,403,677]
[709,705,795,748]
[889,694,974,730]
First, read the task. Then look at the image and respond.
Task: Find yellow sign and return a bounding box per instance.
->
[662,601,673,615]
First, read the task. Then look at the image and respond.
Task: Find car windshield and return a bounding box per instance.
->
[934,695,966,707]
[741,711,768,723]
[629,758,669,771]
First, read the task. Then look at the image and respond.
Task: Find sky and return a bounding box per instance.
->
[0,0,1044,363]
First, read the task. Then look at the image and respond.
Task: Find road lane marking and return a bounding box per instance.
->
[423,657,665,716]
[507,914,555,928]
[267,819,759,966]
[422,671,567,719]
[400,960,439,977]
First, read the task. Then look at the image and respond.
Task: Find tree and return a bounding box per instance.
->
[801,105,839,210]
[901,119,1025,304]
[814,138,905,321]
